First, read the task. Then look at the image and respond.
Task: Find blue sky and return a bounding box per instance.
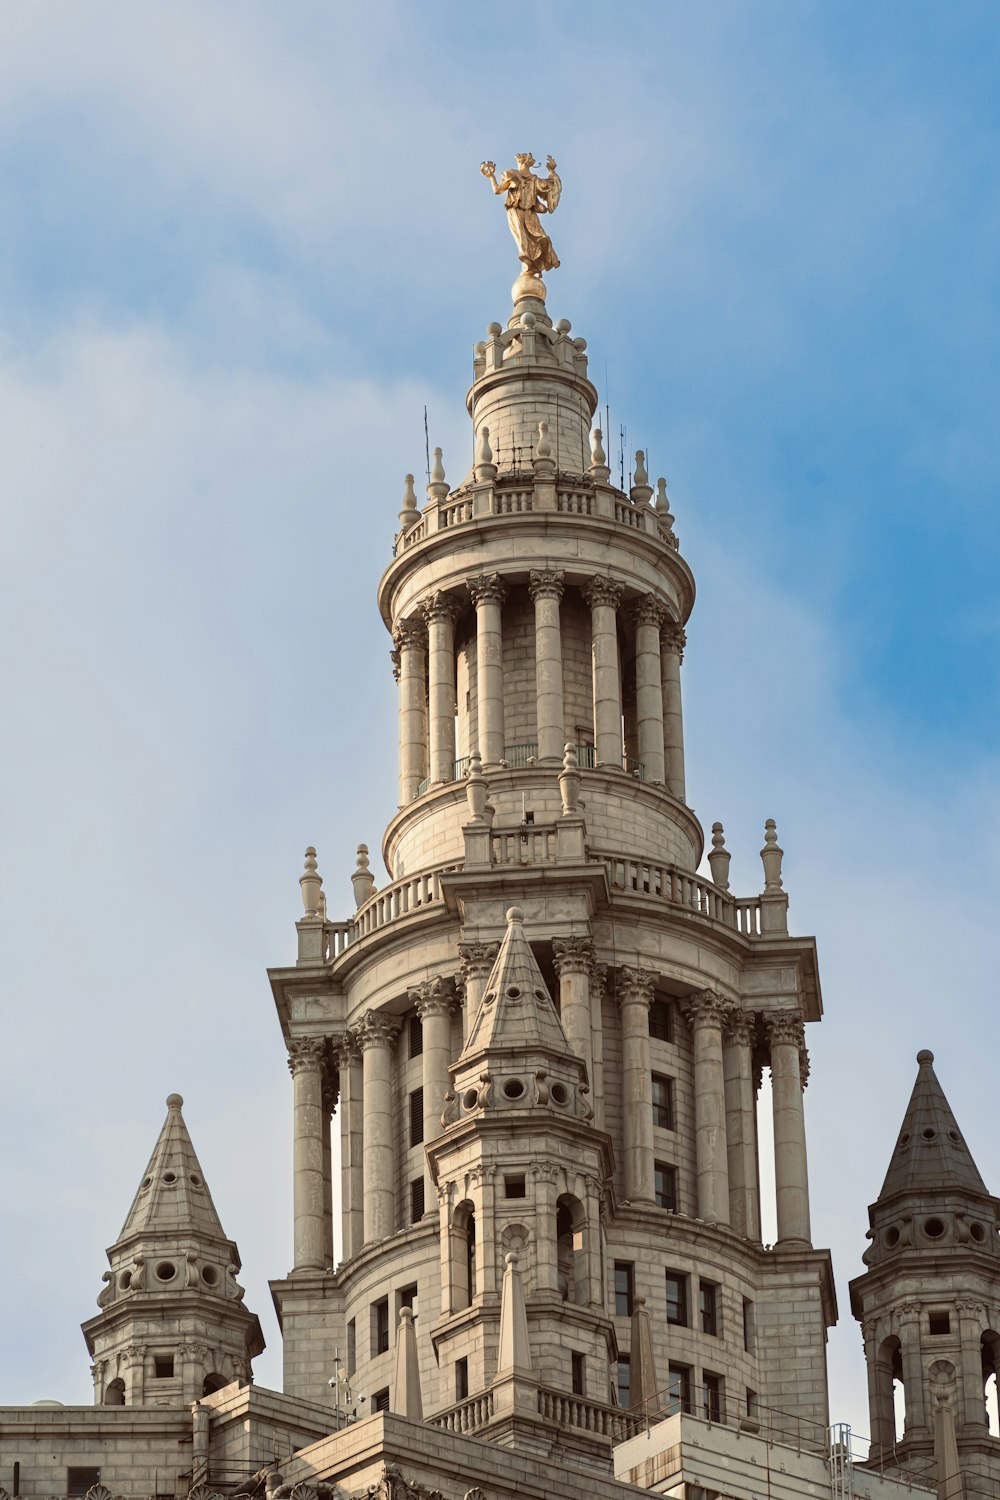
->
[1,0,998,1438]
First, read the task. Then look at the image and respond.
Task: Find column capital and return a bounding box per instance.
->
[955,1299,987,1321]
[552,935,595,977]
[765,1011,805,1049]
[583,576,623,611]
[681,988,733,1031]
[321,1071,340,1114]
[892,1301,925,1325]
[336,1030,363,1067]
[724,1008,756,1048]
[393,616,427,653]
[458,940,499,982]
[660,620,687,661]
[287,1036,327,1076]
[630,593,667,630]
[420,590,463,628]
[528,568,565,603]
[467,571,507,608]
[390,646,401,683]
[356,1010,401,1051]
[617,965,656,1008]
[409,975,459,1019]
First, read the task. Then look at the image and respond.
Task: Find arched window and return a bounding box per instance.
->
[556,1193,586,1306]
[103,1378,125,1406]
[450,1201,476,1312]
[202,1372,229,1396]
[982,1332,999,1437]
[873,1336,903,1450]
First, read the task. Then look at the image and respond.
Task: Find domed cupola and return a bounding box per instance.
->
[82,1094,264,1407]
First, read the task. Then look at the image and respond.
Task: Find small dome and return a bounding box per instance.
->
[166,1093,184,1109]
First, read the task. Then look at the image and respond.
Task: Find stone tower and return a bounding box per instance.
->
[851,1051,1000,1497]
[82,1093,264,1407]
[267,266,836,1455]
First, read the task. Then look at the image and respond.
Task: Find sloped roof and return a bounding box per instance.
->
[116,1093,231,1246]
[461,906,573,1060]
[877,1050,990,1203]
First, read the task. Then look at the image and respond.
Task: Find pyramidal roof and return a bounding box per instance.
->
[461,906,575,1061]
[116,1094,232,1247]
[877,1050,990,1203]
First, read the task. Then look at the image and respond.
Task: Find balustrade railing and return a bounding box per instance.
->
[393,481,674,554]
[599,850,763,934]
[492,489,533,514]
[439,497,473,527]
[557,488,594,515]
[491,824,557,866]
[352,865,456,939]
[430,1389,495,1434]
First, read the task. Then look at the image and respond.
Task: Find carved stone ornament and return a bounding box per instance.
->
[188,1487,226,1500]
[85,1487,119,1500]
[356,1011,401,1050]
[893,1301,923,1323]
[552,935,594,977]
[337,1031,362,1067]
[466,571,507,608]
[724,1009,756,1049]
[765,1011,806,1050]
[630,593,667,631]
[351,1465,445,1500]
[287,1036,327,1076]
[582,576,623,611]
[392,617,427,654]
[409,975,457,1019]
[459,940,500,981]
[617,965,656,1007]
[420,590,463,629]
[464,1489,490,1500]
[528,568,565,603]
[681,988,733,1030]
[390,647,401,683]
[661,621,687,661]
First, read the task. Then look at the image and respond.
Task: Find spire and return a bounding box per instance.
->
[118,1094,230,1244]
[629,1295,660,1415]
[392,1307,424,1421]
[460,906,573,1061]
[877,1050,990,1203]
[496,1253,532,1378]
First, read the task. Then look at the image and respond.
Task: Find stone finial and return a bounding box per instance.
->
[760,819,784,892]
[351,844,377,909]
[398,473,419,532]
[474,425,497,483]
[496,1252,532,1378]
[300,847,323,918]
[392,1306,424,1421]
[631,449,653,504]
[559,741,581,816]
[536,420,553,459]
[466,751,488,822]
[427,446,449,502]
[629,1295,660,1415]
[708,822,731,891]
[589,427,610,480]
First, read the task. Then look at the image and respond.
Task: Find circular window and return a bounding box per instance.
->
[534,989,547,1001]
[503,1078,525,1100]
[155,1261,177,1282]
[462,1087,480,1110]
[922,1128,936,1141]
[970,1222,987,1243]
[949,1131,961,1143]
[141,1176,152,1189]
[885,1226,900,1248]
[190,1173,202,1187]
[119,1271,132,1290]
[483,990,497,1007]
[506,985,522,1000]
[550,1083,569,1106]
[163,1171,177,1184]
[899,1133,910,1147]
[201,1265,219,1286]
[924,1218,946,1240]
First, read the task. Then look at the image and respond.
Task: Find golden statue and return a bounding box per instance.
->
[481,153,562,287]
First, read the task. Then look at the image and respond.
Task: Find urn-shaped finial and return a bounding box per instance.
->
[475,425,497,483]
[427,447,449,502]
[760,819,784,892]
[708,821,731,891]
[351,843,377,909]
[399,473,419,532]
[300,846,323,918]
[559,741,582,816]
[631,449,653,504]
[466,751,488,822]
[589,427,610,480]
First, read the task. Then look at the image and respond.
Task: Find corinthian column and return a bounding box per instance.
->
[681,991,731,1226]
[411,978,456,1206]
[338,1032,364,1260]
[421,592,461,784]
[358,1012,400,1244]
[895,1302,929,1436]
[467,573,507,765]
[660,621,686,801]
[630,595,666,784]
[393,617,427,802]
[617,967,656,1203]
[529,569,565,762]
[552,936,594,1084]
[584,578,624,768]
[723,1009,760,1239]
[459,941,499,1040]
[766,1012,811,1246]
[287,1037,328,1272]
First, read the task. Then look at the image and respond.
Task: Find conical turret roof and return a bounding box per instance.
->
[877,1050,989,1203]
[461,906,574,1060]
[117,1093,232,1247]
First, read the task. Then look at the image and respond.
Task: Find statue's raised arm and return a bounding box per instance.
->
[481,152,562,288]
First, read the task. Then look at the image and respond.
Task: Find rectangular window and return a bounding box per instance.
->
[699,1280,719,1337]
[746,1388,758,1419]
[455,1356,469,1401]
[153,1355,174,1378]
[614,1261,634,1317]
[649,999,673,1042]
[665,1271,688,1326]
[373,1387,390,1413]
[655,1161,678,1211]
[572,1351,585,1396]
[409,1087,424,1146]
[504,1174,527,1199]
[703,1371,723,1423]
[667,1362,692,1415]
[347,1317,356,1374]
[408,1012,423,1058]
[68,1472,101,1498]
[929,1312,951,1335]
[742,1299,755,1353]
[652,1073,675,1130]
[372,1296,389,1356]
[398,1284,418,1320]
[617,1353,631,1409]
[410,1176,425,1222]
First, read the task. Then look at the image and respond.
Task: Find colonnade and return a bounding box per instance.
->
[393,571,687,804]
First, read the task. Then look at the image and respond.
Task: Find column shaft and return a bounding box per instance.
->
[958,1305,988,1430]
[767,1014,812,1245]
[683,992,731,1226]
[394,620,427,802]
[422,594,460,783]
[359,1015,399,1244]
[288,1037,328,1271]
[529,570,565,762]
[339,1037,364,1260]
[321,1078,335,1267]
[553,938,594,1084]
[468,574,506,765]
[723,1013,760,1239]
[660,623,686,801]
[459,942,499,1041]
[632,597,666,784]
[413,984,454,1210]
[585,579,624,767]
[618,967,656,1203]
[897,1309,928,1434]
